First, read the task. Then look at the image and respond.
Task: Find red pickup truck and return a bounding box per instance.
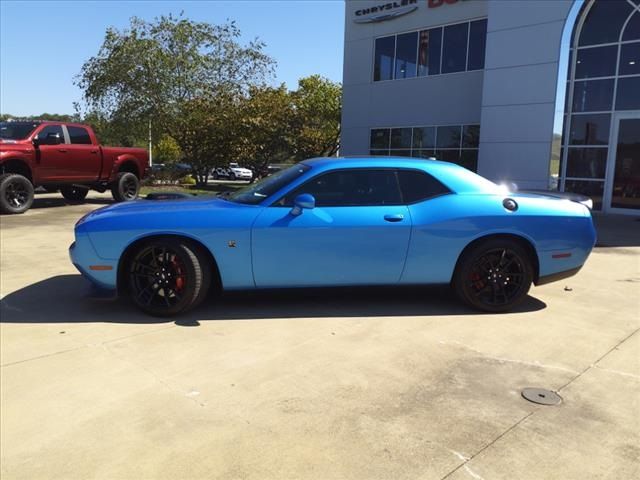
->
[0,121,149,214]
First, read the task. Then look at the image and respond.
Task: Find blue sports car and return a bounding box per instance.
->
[70,157,596,316]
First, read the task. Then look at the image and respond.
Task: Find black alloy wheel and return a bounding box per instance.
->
[127,239,210,316]
[0,173,34,214]
[454,239,533,313]
[111,172,140,202]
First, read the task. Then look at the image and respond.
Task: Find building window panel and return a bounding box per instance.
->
[390,128,413,148]
[564,180,604,210]
[575,45,618,79]
[374,36,395,82]
[619,42,640,76]
[389,149,412,157]
[460,150,479,172]
[615,76,640,110]
[428,27,442,76]
[435,149,461,163]
[571,79,614,112]
[436,125,462,148]
[370,129,390,149]
[467,19,487,71]
[578,0,634,47]
[442,23,469,74]
[462,125,480,148]
[566,148,608,178]
[370,149,390,156]
[412,126,435,149]
[569,114,611,145]
[395,32,418,79]
[412,149,436,159]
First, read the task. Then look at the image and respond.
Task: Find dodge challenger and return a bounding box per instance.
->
[70,157,596,316]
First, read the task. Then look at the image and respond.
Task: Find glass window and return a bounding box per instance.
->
[435,149,461,163]
[374,36,395,81]
[412,126,435,149]
[459,150,479,172]
[0,122,39,140]
[411,149,436,159]
[390,128,412,148]
[564,180,604,210]
[371,129,390,149]
[615,76,640,110]
[370,149,389,156]
[397,170,450,203]
[417,30,430,76]
[611,118,640,210]
[436,125,461,148]
[575,45,618,79]
[442,23,468,74]
[467,19,487,71]
[623,12,640,41]
[285,170,402,207]
[395,32,418,79]
[569,114,611,145]
[566,148,608,178]
[389,149,412,157]
[462,125,480,148]
[619,42,640,76]
[571,79,614,112]
[579,0,633,46]
[230,164,311,205]
[67,126,92,145]
[428,27,442,76]
[36,125,64,143]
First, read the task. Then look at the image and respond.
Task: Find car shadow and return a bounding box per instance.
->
[0,275,547,326]
[30,197,113,210]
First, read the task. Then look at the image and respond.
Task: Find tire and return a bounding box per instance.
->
[126,238,211,316]
[111,172,139,202]
[229,172,236,181]
[0,173,34,214]
[60,186,89,203]
[453,238,534,313]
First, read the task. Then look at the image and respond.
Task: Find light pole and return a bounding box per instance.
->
[148,118,153,167]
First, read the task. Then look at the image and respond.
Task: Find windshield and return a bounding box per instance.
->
[226,163,311,205]
[0,122,39,140]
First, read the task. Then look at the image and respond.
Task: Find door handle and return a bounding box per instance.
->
[58,149,68,153]
[90,150,98,154]
[384,214,404,222]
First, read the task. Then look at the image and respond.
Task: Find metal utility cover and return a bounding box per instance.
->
[521,388,562,405]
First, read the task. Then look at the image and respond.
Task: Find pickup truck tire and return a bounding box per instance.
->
[111,172,139,202]
[60,186,89,203]
[0,173,34,214]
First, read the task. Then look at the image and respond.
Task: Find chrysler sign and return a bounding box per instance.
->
[354,0,419,24]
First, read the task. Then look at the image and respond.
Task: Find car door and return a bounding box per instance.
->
[64,125,102,181]
[251,168,412,287]
[34,124,70,181]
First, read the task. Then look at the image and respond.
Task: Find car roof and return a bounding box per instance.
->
[300,156,498,194]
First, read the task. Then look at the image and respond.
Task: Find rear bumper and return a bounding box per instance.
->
[536,266,582,286]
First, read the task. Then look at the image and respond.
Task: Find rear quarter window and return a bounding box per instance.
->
[397,169,451,203]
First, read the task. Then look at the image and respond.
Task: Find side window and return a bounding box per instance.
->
[284,170,402,207]
[36,125,64,142]
[397,170,451,204]
[67,126,92,145]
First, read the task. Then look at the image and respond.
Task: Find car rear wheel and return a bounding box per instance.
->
[453,238,533,313]
[60,186,89,203]
[126,239,211,316]
[229,172,236,181]
[111,172,139,202]
[0,173,34,214]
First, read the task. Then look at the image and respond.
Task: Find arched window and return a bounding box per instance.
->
[558,0,640,211]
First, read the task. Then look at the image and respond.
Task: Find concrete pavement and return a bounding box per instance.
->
[1,192,639,479]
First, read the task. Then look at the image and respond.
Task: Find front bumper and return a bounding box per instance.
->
[69,236,117,291]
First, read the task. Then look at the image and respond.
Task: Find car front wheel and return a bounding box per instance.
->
[453,238,533,313]
[126,238,211,316]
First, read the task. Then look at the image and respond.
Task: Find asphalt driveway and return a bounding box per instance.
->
[1,192,639,480]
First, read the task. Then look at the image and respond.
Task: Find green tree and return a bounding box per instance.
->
[154,135,182,165]
[291,75,341,160]
[76,14,274,169]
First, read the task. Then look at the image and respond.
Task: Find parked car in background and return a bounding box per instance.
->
[211,163,253,181]
[70,157,596,317]
[0,121,149,214]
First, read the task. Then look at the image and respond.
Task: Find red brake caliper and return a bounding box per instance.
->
[172,258,185,291]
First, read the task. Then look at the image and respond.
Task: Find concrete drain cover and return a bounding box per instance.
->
[521,388,562,405]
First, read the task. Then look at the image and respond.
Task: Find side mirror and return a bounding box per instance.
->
[290,193,315,217]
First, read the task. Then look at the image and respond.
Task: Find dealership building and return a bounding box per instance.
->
[341,0,640,213]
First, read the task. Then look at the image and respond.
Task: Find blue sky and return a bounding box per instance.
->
[0,0,345,116]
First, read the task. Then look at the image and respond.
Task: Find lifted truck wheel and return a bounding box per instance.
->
[60,186,89,203]
[0,173,34,214]
[111,172,139,202]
